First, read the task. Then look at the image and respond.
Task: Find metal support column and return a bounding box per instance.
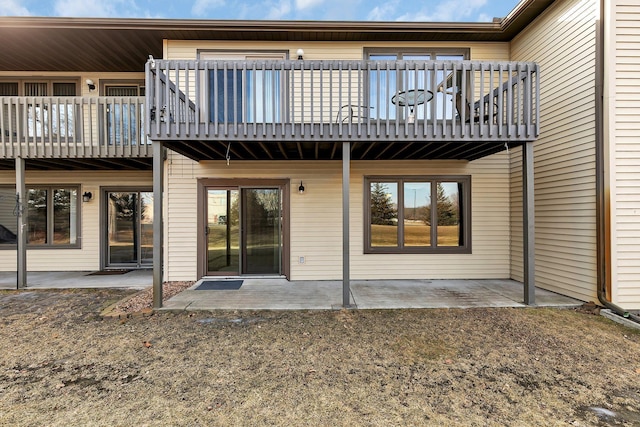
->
[152,141,164,309]
[342,142,351,307]
[15,157,26,289]
[523,141,536,305]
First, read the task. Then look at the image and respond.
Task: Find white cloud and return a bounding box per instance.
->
[295,0,323,11]
[192,0,226,16]
[266,0,292,19]
[54,0,143,17]
[394,0,488,22]
[0,0,31,16]
[367,1,398,21]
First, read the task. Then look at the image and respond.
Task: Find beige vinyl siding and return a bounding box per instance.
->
[165,41,510,62]
[164,152,510,281]
[162,40,513,281]
[510,0,598,303]
[350,155,510,280]
[607,0,640,308]
[165,41,510,125]
[164,41,513,137]
[165,154,344,281]
[0,170,151,271]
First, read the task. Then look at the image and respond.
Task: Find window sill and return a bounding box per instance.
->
[365,247,471,255]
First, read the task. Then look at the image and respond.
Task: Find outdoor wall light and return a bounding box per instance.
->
[82,192,93,202]
[296,49,304,60]
[298,181,305,194]
[85,79,96,91]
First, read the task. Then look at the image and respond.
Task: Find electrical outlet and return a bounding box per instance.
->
[299,256,305,264]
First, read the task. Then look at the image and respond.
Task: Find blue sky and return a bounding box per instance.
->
[0,0,522,21]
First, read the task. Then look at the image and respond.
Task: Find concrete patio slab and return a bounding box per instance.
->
[0,272,583,310]
[351,279,582,309]
[0,270,151,290]
[162,278,582,311]
[163,278,345,310]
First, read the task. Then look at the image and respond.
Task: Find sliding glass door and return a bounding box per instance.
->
[106,191,153,268]
[242,188,281,275]
[205,187,282,276]
[206,189,240,273]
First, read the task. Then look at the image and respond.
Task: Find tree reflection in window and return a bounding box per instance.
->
[366,177,469,253]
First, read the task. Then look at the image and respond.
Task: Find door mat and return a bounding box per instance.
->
[86,270,132,276]
[195,280,244,290]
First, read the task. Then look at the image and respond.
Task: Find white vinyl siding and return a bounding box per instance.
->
[164,152,510,281]
[0,170,151,271]
[607,0,640,308]
[510,0,598,303]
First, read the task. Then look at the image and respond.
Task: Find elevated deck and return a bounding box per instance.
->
[146,59,539,161]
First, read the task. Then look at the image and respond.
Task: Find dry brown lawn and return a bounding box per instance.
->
[1,288,640,426]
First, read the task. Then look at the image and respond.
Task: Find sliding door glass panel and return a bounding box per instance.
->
[140,192,153,265]
[435,54,465,120]
[369,54,397,120]
[404,182,431,247]
[209,70,281,123]
[246,70,281,123]
[108,192,137,264]
[107,191,153,266]
[402,55,431,121]
[243,188,281,275]
[207,189,240,273]
[210,70,243,123]
[107,86,139,145]
[370,182,398,247]
[436,182,463,247]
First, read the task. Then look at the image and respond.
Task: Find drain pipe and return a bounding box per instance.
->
[595,2,640,321]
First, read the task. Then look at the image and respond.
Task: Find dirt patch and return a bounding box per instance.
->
[106,281,194,315]
[1,289,640,426]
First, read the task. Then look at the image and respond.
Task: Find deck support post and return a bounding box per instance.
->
[152,141,164,309]
[342,142,351,308]
[523,141,536,305]
[16,157,26,289]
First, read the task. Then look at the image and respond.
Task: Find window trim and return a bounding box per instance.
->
[364,47,470,60]
[100,80,146,96]
[0,78,79,96]
[364,175,471,254]
[0,185,82,250]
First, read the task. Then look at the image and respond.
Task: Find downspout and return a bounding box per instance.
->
[595,0,640,321]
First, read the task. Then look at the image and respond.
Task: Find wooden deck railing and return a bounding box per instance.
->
[146,59,539,143]
[0,96,151,159]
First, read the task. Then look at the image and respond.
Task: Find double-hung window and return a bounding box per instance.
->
[0,185,80,248]
[199,51,286,124]
[365,176,471,254]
